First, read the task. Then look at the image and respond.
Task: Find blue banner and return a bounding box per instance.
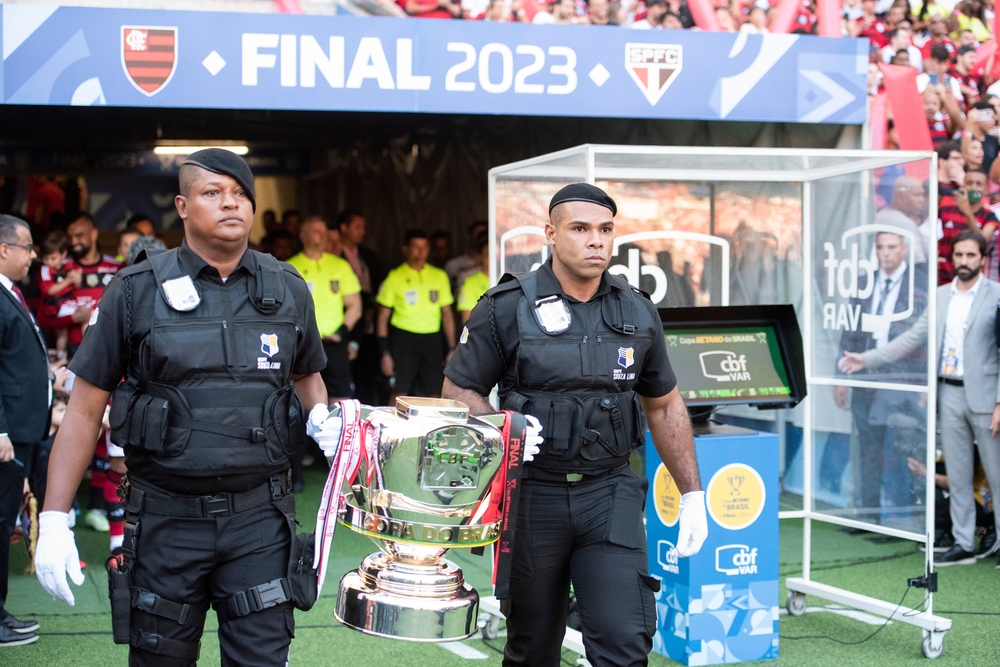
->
[1,5,868,124]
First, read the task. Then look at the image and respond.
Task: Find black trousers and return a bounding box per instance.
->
[0,442,32,616]
[128,493,294,667]
[851,388,885,513]
[502,466,658,667]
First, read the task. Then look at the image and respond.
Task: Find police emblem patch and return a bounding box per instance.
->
[618,347,635,369]
[122,26,178,97]
[260,333,279,358]
[430,290,439,304]
[330,280,340,294]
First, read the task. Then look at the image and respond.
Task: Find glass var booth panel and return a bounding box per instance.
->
[698,181,806,513]
[493,151,589,277]
[808,164,934,535]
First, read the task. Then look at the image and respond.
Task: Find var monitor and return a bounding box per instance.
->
[658,305,806,411]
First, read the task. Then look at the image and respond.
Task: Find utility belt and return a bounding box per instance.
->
[503,389,641,471]
[107,473,317,653]
[108,379,304,469]
[522,463,630,484]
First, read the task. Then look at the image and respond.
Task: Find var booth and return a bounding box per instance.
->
[487,146,952,662]
[645,305,803,665]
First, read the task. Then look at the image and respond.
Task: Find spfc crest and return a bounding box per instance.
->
[122,26,178,96]
[625,43,682,106]
[260,333,279,358]
[618,347,635,369]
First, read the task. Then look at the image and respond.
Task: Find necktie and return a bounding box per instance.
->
[10,284,31,316]
[876,278,892,315]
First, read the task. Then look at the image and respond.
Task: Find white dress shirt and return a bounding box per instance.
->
[870,261,907,348]
[940,273,984,379]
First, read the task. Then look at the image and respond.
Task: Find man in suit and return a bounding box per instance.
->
[0,214,50,646]
[840,229,1000,565]
[834,231,928,521]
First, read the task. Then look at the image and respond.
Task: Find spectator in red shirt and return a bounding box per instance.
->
[937,169,999,282]
[925,85,964,145]
[920,14,956,67]
[36,231,77,360]
[26,176,66,233]
[937,141,966,197]
[855,0,889,49]
[37,214,122,357]
[950,45,984,109]
[398,0,461,17]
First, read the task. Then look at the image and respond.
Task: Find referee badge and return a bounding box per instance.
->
[430,290,439,304]
[405,289,418,306]
[330,280,340,294]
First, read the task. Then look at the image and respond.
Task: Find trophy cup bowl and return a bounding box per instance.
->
[334,397,506,641]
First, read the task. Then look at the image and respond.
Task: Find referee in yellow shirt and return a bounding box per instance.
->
[377,229,456,401]
[288,216,362,401]
[457,236,490,325]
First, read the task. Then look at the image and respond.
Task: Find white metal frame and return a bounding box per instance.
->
[488,145,951,658]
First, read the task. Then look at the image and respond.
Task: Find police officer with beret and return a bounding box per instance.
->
[443,183,708,667]
[34,149,329,666]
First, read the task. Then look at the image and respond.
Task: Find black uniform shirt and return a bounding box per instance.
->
[70,241,327,493]
[445,259,677,399]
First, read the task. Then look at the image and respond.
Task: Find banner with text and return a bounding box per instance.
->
[2,4,868,123]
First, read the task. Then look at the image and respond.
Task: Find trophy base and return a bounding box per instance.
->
[335,552,480,642]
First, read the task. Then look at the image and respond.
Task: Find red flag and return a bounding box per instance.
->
[687,0,721,31]
[877,63,932,150]
[769,0,801,34]
[975,38,995,72]
[816,0,842,37]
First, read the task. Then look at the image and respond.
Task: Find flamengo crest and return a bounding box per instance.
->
[122,26,178,96]
[625,43,682,106]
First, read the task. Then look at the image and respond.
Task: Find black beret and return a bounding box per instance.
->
[548,183,617,217]
[182,148,256,212]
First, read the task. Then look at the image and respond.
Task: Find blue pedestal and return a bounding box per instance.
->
[645,424,780,665]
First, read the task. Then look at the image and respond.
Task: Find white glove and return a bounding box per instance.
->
[35,511,85,606]
[673,491,708,558]
[524,415,542,463]
[305,403,330,439]
[309,404,344,458]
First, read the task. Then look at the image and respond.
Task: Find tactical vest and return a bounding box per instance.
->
[108,249,305,478]
[496,271,656,473]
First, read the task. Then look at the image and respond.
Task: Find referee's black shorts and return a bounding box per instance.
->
[390,326,444,396]
[321,339,354,399]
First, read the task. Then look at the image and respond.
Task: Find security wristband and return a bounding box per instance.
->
[378,336,390,356]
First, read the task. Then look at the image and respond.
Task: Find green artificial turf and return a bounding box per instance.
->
[3,468,999,666]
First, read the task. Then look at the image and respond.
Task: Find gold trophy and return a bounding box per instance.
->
[327,397,511,642]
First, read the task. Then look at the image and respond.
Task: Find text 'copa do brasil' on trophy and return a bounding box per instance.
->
[314,397,529,642]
